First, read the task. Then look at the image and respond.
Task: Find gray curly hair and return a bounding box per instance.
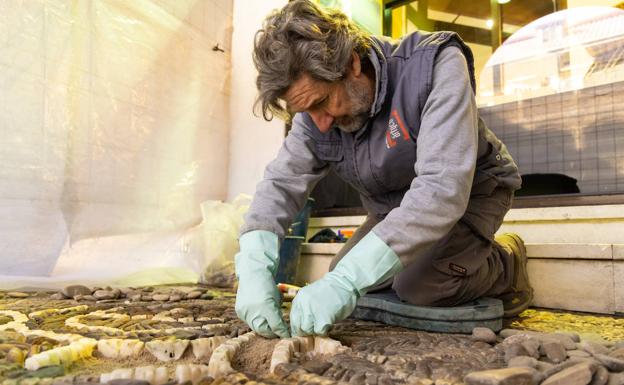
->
[253,0,371,121]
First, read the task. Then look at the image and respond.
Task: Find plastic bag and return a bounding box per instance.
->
[0,0,233,281]
[199,194,251,287]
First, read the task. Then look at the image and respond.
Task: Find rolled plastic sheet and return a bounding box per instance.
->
[0,0,233,288]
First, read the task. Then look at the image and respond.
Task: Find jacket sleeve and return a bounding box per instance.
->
[372,46,479,265]
[240,114,330,239]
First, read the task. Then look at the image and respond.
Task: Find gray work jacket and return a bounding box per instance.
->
[242,31,521,267]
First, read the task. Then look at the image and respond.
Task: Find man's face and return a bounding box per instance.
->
[282,69,373,134]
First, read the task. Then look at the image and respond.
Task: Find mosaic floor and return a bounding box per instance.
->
[1,285,623,385]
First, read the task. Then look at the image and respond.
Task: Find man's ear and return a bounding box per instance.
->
[350,51,362,78]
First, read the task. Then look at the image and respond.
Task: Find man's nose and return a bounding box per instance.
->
[309,110,334,133]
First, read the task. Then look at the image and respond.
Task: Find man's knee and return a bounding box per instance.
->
[393,284,438,306]
[391,266,463,307]
[392,253,507,307]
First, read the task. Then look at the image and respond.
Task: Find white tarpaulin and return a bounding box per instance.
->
[0,0,234,288]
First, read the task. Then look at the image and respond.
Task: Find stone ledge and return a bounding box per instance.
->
[614,245,624,260]
[309,205,624,226]
[302,242,618,260]
[301,243,342,255]
[500,204,624,222]
[309,216,367,228]
[615,262,624,313]
[299,243,624,313]
[526,243,613,260]
[528,259,615,314]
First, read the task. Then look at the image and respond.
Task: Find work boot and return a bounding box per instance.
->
[495,233,533,318]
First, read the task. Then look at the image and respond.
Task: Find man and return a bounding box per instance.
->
[235,0,531,338]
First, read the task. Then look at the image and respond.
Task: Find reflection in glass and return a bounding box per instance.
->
[478,7,624,196]
[479,7,624,106]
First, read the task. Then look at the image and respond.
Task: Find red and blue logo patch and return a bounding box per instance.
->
[385,109,411,149]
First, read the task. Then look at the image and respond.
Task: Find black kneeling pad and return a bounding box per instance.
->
[350,290,503,333]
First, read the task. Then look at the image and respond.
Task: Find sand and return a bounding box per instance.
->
[230,337,279,378]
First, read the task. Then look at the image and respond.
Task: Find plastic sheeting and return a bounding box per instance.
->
[0,0,233,288]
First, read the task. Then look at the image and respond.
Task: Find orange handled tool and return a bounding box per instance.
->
[277,283,301,301]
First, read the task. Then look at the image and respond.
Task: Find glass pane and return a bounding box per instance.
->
[478,7,624,195]
[501,0,553,35]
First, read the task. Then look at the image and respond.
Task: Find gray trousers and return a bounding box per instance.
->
[329,187,515,307]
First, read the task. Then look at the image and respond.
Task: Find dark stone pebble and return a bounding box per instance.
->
[62,285,92,298]
[172,330,201,340]
[592,365,609,385]
[273,363,301,379]
[302,360,333,375]
[21,365,65,378]
[595,354,624,372]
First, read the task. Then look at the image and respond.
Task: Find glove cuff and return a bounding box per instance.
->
[331,231,403,296]
[237,230,280,276]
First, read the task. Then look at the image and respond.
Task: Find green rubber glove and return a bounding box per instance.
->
[290,231,403,336]
[235,230,290,339]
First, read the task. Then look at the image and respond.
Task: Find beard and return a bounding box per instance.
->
[335,77,374,133]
